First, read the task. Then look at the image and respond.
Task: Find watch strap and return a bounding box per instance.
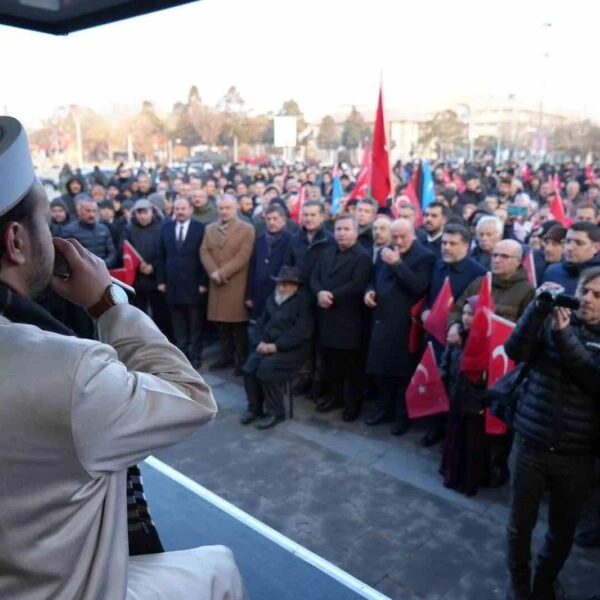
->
[87,285,115,319]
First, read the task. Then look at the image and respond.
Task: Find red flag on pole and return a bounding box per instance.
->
[523,248,537,288]
[453,173,466,194]
[405,168,423,227]
[406,342,450,418]
[289,182,306,223]
[370,85,391,208]
[423,277,454,345]
[109,240,142,286]
[548,175,572,227]
[460,273,495,381]
[409,297,426,353]
[485,314,516,435]
[348,143,372,201]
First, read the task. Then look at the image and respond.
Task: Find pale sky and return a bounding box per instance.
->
[1,0,598,128]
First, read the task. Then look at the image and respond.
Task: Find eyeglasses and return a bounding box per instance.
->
[491,253,520,260]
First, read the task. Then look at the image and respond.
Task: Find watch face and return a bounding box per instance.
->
[108,284,129,305]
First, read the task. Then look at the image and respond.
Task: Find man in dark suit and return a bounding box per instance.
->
[241,266,314,429]
[245,205,292,322]
[364,219,435,434]
[356,198,377,251]
[157,197,208,369]
[420,223,487,447]
[310,214,372,421]
[420,202,448,259]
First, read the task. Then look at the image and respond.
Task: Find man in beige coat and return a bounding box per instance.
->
[0,116,245,600]
[201,194,255,373]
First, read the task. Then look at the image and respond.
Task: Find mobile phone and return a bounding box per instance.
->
[507,205,527,217]
[53,248,136,299]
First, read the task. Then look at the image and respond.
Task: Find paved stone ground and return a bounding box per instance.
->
[155,356,600,600]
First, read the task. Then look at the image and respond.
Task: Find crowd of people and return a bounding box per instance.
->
[44,157,600,600]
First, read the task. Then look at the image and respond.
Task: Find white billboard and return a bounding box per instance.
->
[274,116,297,148]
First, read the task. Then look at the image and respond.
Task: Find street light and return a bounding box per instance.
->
[456,103,473,162]
[56,105,84,168]
[538,22,552,153]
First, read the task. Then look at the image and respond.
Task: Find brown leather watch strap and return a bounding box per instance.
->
[87,286,114,319]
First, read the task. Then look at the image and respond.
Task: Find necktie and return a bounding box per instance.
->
[176,224,184,250]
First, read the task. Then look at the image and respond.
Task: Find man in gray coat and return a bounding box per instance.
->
[0,117,244,600]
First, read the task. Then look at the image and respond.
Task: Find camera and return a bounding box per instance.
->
[536,286,581,310]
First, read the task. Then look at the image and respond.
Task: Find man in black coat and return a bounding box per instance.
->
[241,266,314,429]
[420,202,448,259]
[356,199,377,251]
[157,197,208,369]
[284,200,335,397]
[364,219,435,434]
[60,196,117,340]
[284,200,335,282]
[310,214,373,421]
[420,223,487,447]
[122,199,172,339]
[504,271,600,600]
[245,205,292,321]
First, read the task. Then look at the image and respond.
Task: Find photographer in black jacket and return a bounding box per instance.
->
[504,269,600,600]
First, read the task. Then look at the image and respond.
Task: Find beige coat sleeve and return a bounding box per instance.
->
[218,226,255,281]
[70,304,217,477]
[200,229,218,275]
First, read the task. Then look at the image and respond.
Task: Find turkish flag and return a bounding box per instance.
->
[348,143,372,201]
[485,314,516,435]
[423,277,454,345]
[460,272,494,381]
[289,182,306,223]
[548,175,572,227]
[371,86,391,208]
[453,173,466,194]
[585,164,596,183]
[523,248,537,288]
[406,342,450,418]
[109,240,142,286]
[409,297,426,353]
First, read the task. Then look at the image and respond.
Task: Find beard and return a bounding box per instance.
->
[27,231,54,299]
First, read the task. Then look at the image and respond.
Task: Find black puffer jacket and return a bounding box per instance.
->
[505,300,600,455]
[122,214,163,292]
[61,220,118,268]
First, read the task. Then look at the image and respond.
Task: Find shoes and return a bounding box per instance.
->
[506,568,531,600]
[316,398,341,413]
[256,414,285,429]
[342,408,360,422]
[420,427,444,448]
[575,529,600,549]
[292,379,311,396]
[209,358,234,370]
[390,419,410,436]
[532,578,565,600]
[240,411,261,425]
[490,464,510,488]
[364,411,391,426]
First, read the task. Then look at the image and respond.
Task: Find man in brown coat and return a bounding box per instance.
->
[201,194,255,373]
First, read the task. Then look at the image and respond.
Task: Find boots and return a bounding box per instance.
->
[531,575,565,600]
[506,568,531,600]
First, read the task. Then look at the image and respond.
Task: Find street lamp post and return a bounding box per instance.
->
[70,105,83,168]
[538,22,552,159]
[457,103,473,162]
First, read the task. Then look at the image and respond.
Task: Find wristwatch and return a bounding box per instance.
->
[87,284,129,319]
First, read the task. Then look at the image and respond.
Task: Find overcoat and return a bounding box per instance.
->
[200,218,255,322]
[310,243,372,350]
[366,241,435,375]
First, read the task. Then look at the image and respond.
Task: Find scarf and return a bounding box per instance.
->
[265,229,284,249]
[0,281,163,556]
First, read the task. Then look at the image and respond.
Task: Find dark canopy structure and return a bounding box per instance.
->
[0,0,198,35]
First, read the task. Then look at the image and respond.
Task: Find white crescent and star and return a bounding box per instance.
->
[491,345,510,376]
